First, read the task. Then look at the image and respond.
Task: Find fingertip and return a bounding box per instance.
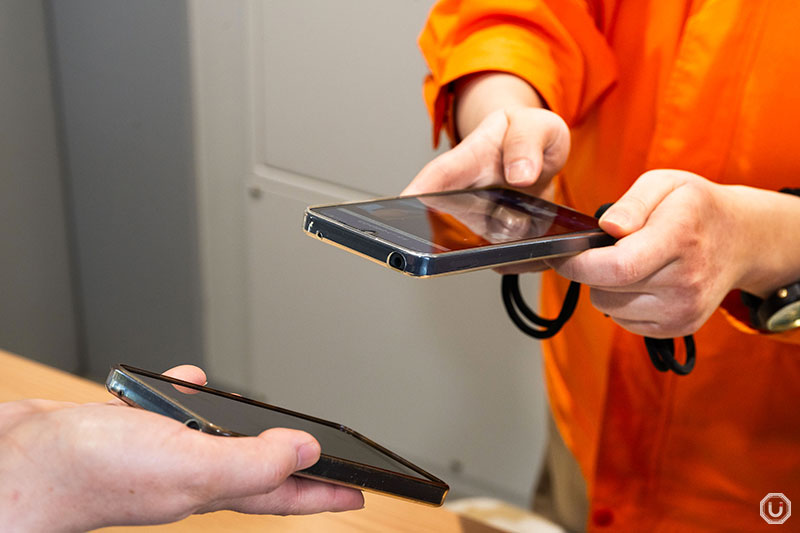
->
[599,199,645,238]
[162,364,207,386]
[401,184,427,197]
[336,488,365,512]
[296,440,321,470]
[504,157,538,187]
[400,178,421,196]
[400,178,424,196]
[598,212,630,238]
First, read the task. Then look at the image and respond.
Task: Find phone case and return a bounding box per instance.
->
[304,188,614,277]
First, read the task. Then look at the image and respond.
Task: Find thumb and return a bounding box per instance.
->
[502,107,569,187]
[402,110,508,196]
[600,169,695,238]
[200,428,321,501]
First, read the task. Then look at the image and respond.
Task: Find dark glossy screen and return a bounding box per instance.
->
[128,369,423,478]
[314,188,599,253]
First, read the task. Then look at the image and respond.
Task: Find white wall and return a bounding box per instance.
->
[191,0,548,506]
[1,1,205,380]
[0,0,79,371]
[47,0,203,379]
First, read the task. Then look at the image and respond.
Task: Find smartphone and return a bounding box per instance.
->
[303,187,614,277]
[106,364,449,506]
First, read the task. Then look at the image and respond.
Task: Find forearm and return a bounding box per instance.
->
[453,72,544,140]
[728,185,800,298]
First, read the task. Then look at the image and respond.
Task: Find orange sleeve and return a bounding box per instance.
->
[719,290,800,345]
[418,0,617,147]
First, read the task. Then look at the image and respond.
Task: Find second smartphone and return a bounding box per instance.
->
[106,365,449,506]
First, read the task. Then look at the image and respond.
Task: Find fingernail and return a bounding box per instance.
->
[296,441,320,470]
[601,211,629,231]
[505,159,534,186]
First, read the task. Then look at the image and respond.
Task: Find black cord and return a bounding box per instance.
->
[644,336,696,374]
[500,202,697,375]
[500,274,697,375]
[501,274,580,338]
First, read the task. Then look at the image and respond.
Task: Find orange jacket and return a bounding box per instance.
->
[420,1,800,531]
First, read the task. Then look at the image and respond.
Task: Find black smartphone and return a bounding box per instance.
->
[106,364,449,506]
[303,187,614,277]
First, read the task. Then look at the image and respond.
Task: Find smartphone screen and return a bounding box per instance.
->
[311,187,597,253]
[107,365,448,505]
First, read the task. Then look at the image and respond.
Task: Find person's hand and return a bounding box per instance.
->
[403,72,570,199]
[547,170,798,338]
[405,107,568,274]
[0,366,364,532]
[403,106,570,199]
[403,72,570,274]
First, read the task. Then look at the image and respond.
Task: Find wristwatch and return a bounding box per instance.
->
[741,188,800,332]
[742,285,800,332]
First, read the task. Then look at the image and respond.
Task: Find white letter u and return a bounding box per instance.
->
[768,501,784,518]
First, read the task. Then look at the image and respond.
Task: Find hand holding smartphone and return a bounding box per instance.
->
[106,365,448,506]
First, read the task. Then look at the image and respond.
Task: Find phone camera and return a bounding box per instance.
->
[184,418,201,430]
[387,252,406,271]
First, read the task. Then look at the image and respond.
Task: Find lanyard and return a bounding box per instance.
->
[500,203,696,376]
[501,274,696,375]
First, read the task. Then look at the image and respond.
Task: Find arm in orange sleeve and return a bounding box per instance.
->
[419,0,617,147]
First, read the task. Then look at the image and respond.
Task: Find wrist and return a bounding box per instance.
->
[453,71,543,140]
[727,185,800,298]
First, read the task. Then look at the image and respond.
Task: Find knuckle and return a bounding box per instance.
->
[644,315,685,339]
[507,107,563,138]
[675,219,700,242]
[665,304,704,337]
[267,479,304,516]
[677,268,710,316]
[617,195,649,222]
[637,169,666,184]
[679,180,712,211]
[610,255,639,285]
[281,491,303,516]
[677,299,700,324]
[258,454,290,489]
[259,430,299,481]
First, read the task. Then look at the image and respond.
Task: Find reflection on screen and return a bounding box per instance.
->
[317,188,598,253]
[132,370,423,478]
